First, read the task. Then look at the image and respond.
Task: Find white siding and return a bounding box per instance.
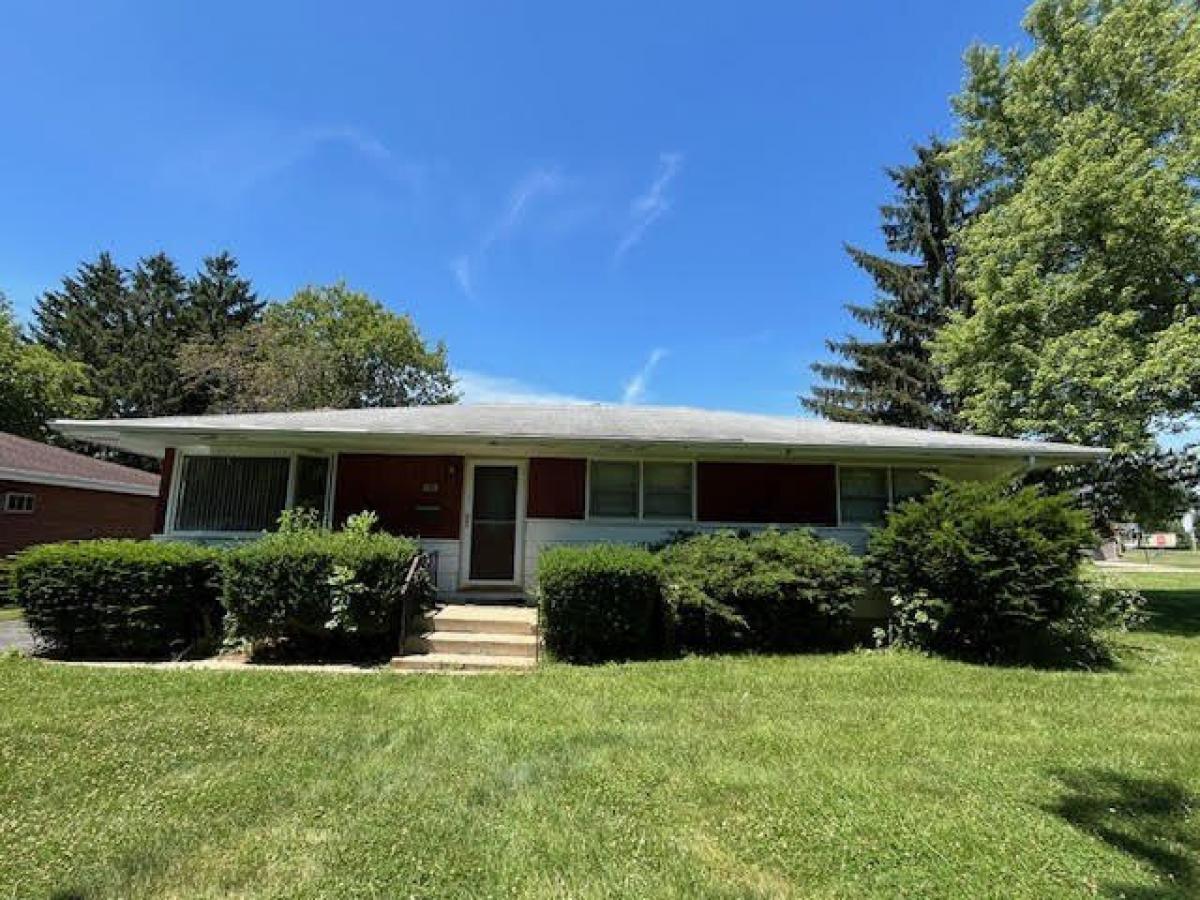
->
[521,520,870,596]
[418,538,461,593]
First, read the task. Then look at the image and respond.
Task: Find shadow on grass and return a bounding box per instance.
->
[1139,590,1200,638]
[1048,769,1198,898]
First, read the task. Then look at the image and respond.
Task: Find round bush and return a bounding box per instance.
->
[10,540,221,659]
[220,530,428,658]
[867,478,1135,664]
[659,529,863,653]
[537,544,667,663]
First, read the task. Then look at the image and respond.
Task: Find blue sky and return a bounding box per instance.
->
[0,1,1032,414]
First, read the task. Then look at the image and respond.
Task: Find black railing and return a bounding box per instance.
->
[398,550,437,656]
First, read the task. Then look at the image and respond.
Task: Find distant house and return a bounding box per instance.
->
[0,433,159,558]
[53,404,1106,600]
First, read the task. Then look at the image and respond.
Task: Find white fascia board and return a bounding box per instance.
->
[50,422,1109,466]
[0,466,159,497]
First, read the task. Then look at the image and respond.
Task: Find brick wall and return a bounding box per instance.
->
[0,480,158,558]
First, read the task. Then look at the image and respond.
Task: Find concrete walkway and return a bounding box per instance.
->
[0,618,34,654]
[1093,560,1200,575]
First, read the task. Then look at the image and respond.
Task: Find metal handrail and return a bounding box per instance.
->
[397,550,434,656]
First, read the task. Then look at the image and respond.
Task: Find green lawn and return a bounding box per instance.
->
[2,571,1198,899]
[1116,548,1200,568]
[0,605,23,623]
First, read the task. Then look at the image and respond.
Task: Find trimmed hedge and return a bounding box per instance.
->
[660,529,863,653]
[538,544,667,663]
[868,478,1142,664]
[10,540,221,659]
[221,530,429,658]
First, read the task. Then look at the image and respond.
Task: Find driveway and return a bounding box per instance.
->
[0,618,34,653]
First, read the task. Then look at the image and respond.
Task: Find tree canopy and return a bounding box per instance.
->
[934,0,1200,450]
[34,251,263,420]
[0,295,95,440]
[179,283,457,413]
[805,140,971,429]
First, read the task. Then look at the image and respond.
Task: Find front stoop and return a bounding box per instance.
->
[391,604,539,672]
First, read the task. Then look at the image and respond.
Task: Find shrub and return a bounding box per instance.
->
[868,478,1139,665]
[537,544,667,663]
[10,540,221,659]
[220,528,429,659]
[659,529,862,653]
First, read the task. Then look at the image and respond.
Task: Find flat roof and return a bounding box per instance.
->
[52,403,1108,464]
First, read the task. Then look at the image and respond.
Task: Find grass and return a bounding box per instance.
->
[0,606,22,622]
[1,571,1198,899]
[1114,548,1200,568]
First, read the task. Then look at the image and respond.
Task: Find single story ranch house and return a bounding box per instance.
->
[54,404,1106,600]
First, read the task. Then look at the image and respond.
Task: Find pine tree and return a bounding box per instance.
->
[803,141,970,429]
[187,252,263,341]
[33,250,265,422]
[180,252,263,412]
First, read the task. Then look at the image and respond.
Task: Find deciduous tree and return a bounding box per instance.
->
[935,0,1200,450]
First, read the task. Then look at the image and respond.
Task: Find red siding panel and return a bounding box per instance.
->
[527,458,586,519]
[154,447,175,534]
[697,462,837,526]
[333,454,463,539]
[0,480,157,557]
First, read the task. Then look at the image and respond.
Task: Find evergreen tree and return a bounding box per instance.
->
[804,141,970,429]
[33,250,265,423]
[187,252,263,341]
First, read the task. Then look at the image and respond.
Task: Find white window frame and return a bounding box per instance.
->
[165,449,337,538]
[2,491,36,514]
[584,459,697,524]
[834,464,936,527]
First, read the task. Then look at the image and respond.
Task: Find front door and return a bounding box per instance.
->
[464,461,523,584]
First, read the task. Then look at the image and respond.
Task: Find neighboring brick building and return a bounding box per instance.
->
[0,433,159,558]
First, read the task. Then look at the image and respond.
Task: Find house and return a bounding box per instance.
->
[0,432,160,558]
[52,403,1106,600]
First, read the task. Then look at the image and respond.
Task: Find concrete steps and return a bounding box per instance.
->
[391,603,539,673]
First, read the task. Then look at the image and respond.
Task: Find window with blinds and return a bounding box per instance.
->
[173,456,292,533]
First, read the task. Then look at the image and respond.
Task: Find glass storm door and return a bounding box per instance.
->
[467,464,519,581]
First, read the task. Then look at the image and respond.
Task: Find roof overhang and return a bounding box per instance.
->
[0,465,159,497]
[51,419,1109,471]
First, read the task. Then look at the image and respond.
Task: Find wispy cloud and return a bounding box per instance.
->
[455,369,597,405]
[621,348,668,405]
[449,255,474,299]
[162,123,424,201]
[451,167,565,298]
[614,152,683,263]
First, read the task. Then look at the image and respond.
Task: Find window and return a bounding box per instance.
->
[839,466,938,525]
[172,454,332,533]
[293,456,331,518]
[589,461,639,518]
[643,462,693,519]
[588,461,695,521]
[3,492,35,513]
[892,468,935,505]
[839,468,890,525]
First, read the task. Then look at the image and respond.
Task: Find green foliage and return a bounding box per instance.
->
[343,509,380,537]
[179,282,457,413]
[1032,449,1200,530]
[936,0,1200,449]
[867,478,1134,664]
[9,540,221,659]
[660,530,863,653]
[806,140,972,429]
[221,527,428,658]
[0,295,96,440]
[31,251,263,463]
[537,545,667,664]
[274,506,324,534]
